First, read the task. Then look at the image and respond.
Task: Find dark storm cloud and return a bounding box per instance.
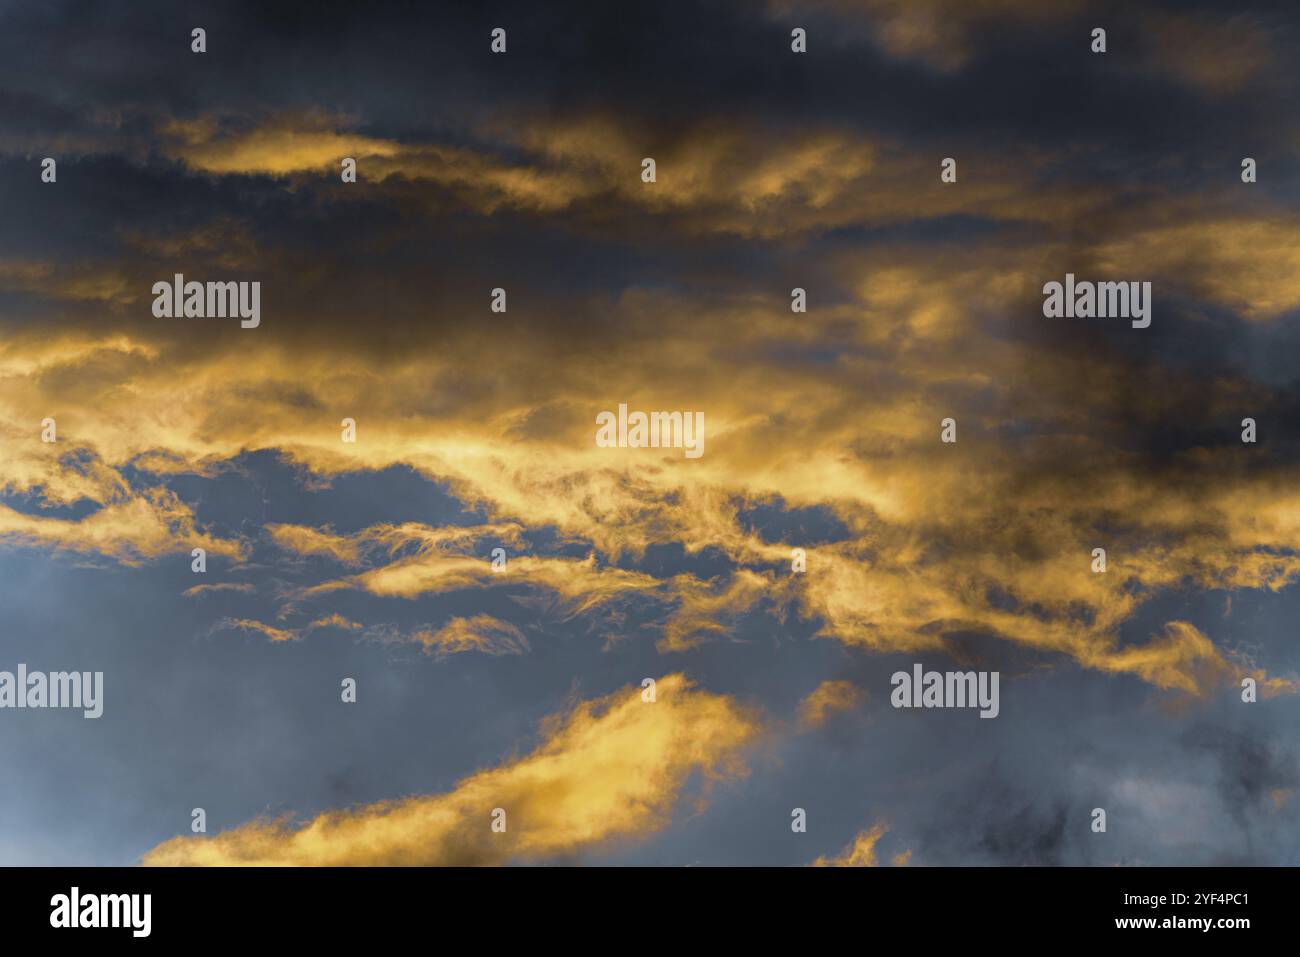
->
[3,0,1296,155]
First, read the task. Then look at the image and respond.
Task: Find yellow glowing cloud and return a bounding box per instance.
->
[303,548,662,617]
[1094,218,1300,323]
[164,120,402,176]
[1081,621,1229,696]
[306,613,363,632]
[0,492,243,566]
[412,615,529,657]
[813,821,910,867]
[146,109,1127,241]
[265,524,363,564]
[798,679,865,729]
[214,618,298,643]
[142,674,761,865]
[661,569,780,652]
[2,262,1296,695]
[1,142,1296,698]
[267,521,524,568]
[183,582,255,598]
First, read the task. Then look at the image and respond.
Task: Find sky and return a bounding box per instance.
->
[1,0,1299,866]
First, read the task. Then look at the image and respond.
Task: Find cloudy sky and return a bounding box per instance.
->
[1,0,1298,866]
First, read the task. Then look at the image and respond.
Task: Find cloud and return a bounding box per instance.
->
[0,489,243,566]
[305,613,363,632]
[2,0,1299,868]
[1084,621,1229,695]
[812,821,909,866]
[1,2,1297,710]
[1139,11,1281,96]
[409,615,530,657]
[183,582,256,598]
[3,261,1297,694]
[161,114,402,177]
[768,0,1083,72]
[212,618,299,643]
[142,674,761,865]
[798,679,864,729]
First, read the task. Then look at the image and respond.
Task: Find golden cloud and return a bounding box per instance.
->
[142,674,761,865]
[812,821,910,866]
[798,679,865,729]
[412,614,529,657]
[1,103,1297,700]
[213,618,298,643]
[2,258,1296,695]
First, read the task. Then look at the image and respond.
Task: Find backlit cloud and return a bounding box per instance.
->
[142,674,761,865]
